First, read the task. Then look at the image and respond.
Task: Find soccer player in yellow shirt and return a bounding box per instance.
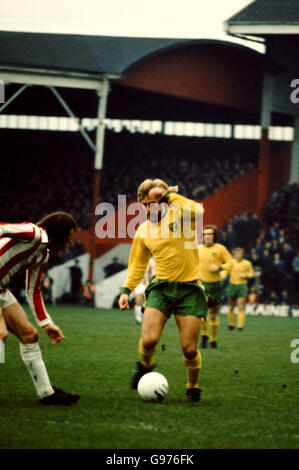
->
[198,225,233,348]
[118,178,207,402]
[227,247,255,331]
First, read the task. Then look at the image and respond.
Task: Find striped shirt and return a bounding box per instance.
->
[0,222,53,327]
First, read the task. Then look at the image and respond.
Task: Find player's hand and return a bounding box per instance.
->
[240,274,247,280]
[119,294,130,310]
[210,264,220,273]
[43,324,65,344]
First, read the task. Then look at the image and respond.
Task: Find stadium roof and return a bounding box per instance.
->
[0,32,266,90]
[224,0,299,36]
[0,32,271,125]
[0,33,221,89]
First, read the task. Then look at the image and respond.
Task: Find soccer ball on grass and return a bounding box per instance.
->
[137,372,169,402]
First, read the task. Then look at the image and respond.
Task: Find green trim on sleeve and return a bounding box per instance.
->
[121,287,131,296]
[159,194,170,204]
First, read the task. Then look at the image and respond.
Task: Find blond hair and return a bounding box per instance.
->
[137,178,178,202]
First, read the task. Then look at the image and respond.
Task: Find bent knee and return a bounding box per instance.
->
[21,325,39,344]
[0,330,8,342]
[142,337,158,351]
[182,345,197,360]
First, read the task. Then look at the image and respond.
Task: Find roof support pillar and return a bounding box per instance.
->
[89,78,110,280]
[48,86,96,152]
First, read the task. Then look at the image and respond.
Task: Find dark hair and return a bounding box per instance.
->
[203,224,218,242]
[37,211,79,251]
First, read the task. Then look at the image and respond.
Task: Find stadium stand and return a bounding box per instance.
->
[100,129,257,205]
[220,182,299,305]
[1,127,257,228]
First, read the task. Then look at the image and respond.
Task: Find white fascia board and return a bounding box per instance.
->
[224,23,299,35]
[0,66,120,90]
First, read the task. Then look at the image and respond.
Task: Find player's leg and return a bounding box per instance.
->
[0,307,8,363]
[236,297,246,330]
[175,283,207,401]
[3,297,79,404]
[175,314,202,400]
[228,297,236,330]
[3,299,55,399]
[208,304,220,348]
[131,307,168,389]
[141,307,168,365]
[134,293,143,324]
[200,316,209,348]
[200,283,209,348]
[201,282,222,348]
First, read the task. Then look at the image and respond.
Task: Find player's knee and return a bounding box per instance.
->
[21,325,39,344]
[142,337,158,351]
[182,344,197,360]
[209,309,218,320]
[0,329,8,342]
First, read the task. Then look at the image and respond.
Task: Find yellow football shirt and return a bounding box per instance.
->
[229,259,255,285]
[122,192,204,292]
[198,243,233,283]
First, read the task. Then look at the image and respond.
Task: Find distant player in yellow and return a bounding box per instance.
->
[227,247,255,331]
[198,225,233,348]
[118,178,207,402]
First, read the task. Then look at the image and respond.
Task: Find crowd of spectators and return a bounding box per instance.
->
[1,128,257,231]
[220,183,299,305]
[100,129,257,205]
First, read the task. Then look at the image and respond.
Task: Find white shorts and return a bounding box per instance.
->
[0,290,18,310]
[134,283,147,296]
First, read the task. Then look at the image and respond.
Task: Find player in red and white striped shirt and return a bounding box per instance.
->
[0,211,81,405]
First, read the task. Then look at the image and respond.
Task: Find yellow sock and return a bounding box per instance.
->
[209,317,219,343]
[238,311,245,329]
[138,338,156,369]
[228,309,235,327]
[184,350,202,389]
[201,317,208,337]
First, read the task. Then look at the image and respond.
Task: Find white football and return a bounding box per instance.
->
[137,372,169,402]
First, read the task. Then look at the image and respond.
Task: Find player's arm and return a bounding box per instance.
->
[146,186,203,221]
[160,192,204,221]
[220,270,229,281]
[219,246,234,272]
[119,234,151,310]
[242,261,255,280]
[26,257,64,344]
[0,222,40,243]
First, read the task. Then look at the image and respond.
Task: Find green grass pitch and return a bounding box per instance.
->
[0,305,298,449]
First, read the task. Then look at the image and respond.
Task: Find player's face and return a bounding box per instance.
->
[203,230,214,246]
[141,195,164,222]
[235,249,243,260]
[63,228,76,249]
